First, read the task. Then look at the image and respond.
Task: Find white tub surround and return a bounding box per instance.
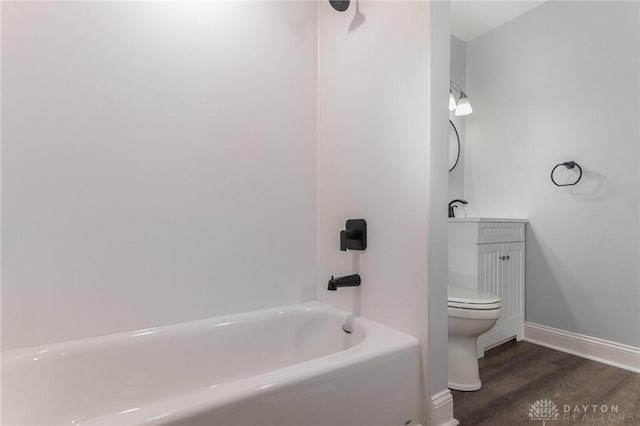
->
[1,0,319,351]
[2,302,421,426]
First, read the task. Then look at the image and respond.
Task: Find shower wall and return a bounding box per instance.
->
[317,0,431,350]
[2,1,318,349]
[317,2,438,422]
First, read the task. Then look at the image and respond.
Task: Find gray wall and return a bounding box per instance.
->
[449,35,466,201]
[464,1,640,346]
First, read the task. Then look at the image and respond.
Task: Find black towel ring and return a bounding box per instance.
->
[551,161,583,186]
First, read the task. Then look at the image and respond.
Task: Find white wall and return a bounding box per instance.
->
[317,0,432,420]
[2,5,454,423]
[2,1,318,349]
[448,35,466,201]
[426,3,455,426]
[464,1,640,347]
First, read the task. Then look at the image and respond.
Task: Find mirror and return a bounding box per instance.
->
[449,120,460,172]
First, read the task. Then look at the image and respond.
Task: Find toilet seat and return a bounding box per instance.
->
[448,286,501,310]
[448,300,501,310]
[448,306,501,320]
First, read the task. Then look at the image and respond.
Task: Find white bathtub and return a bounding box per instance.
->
[2,302,421,426]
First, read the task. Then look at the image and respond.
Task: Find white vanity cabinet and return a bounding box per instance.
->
[448,218,527,357]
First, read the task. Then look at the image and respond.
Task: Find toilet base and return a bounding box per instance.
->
[447,328,488,392]
[447,294,501,393]
[448,380,481,392]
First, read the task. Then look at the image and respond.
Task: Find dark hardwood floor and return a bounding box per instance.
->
[452,341,640,425]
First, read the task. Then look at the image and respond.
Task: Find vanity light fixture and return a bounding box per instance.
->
[450,81,473,116]
[455,93,472,116]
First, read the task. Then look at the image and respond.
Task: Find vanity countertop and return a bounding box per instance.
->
[449,217,529,223]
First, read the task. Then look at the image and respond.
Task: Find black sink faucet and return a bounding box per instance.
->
[448,199,468,218]
[327,274,361,291]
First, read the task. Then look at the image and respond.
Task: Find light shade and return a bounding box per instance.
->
[455,94,472,116]
[449,91,457,111]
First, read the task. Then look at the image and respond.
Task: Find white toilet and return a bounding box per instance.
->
[447,285,501,391]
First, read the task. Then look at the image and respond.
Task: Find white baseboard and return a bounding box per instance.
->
[524,322,640,373]
[430,389,459,426]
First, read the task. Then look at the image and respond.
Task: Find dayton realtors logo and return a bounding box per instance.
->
[529,399,639,424]
[563,404,638,423]
[528,399,560,425]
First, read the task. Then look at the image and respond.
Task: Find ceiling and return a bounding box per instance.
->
[451,0,547,42]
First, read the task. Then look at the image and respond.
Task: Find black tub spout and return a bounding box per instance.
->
[327,274,361,291]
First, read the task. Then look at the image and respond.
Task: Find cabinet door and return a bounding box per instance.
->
[476,243,502,357]
[477,241,525,356]
[500,242,525,341]
[477,243,501,299]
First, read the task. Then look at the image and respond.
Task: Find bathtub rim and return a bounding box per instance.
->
[2,301,420,426]
[2,301,356,361]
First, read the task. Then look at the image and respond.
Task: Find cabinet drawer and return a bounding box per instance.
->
[478,223,525,244]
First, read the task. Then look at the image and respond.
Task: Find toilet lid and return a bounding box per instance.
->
[448,286,501,309]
